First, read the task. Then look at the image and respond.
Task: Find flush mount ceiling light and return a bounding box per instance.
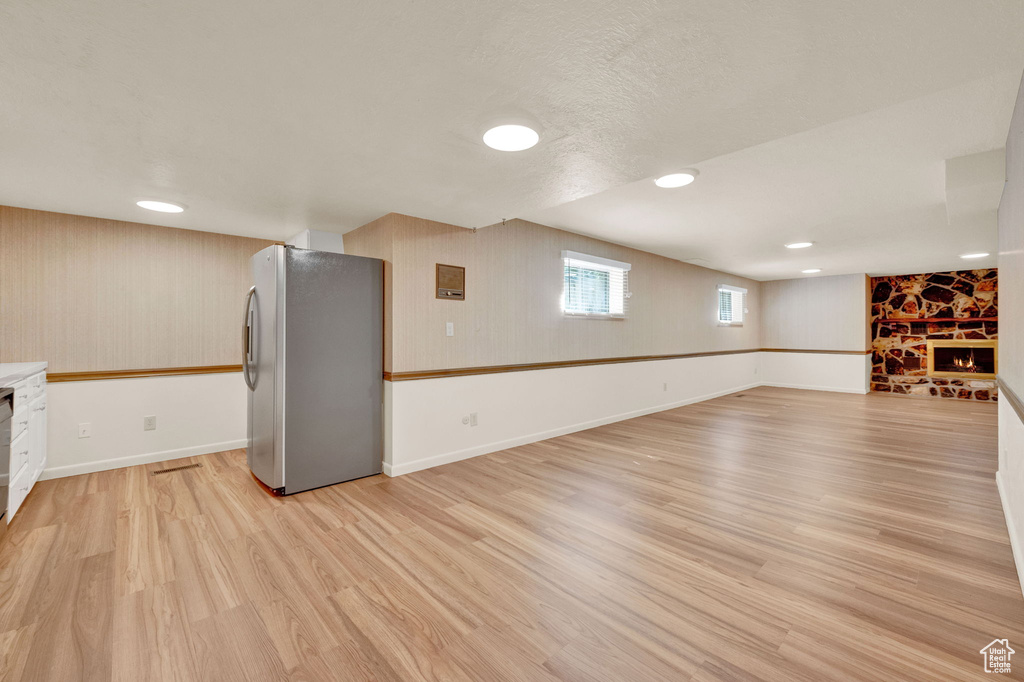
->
[802,268,822,274]
[785,242,813,249]
[137,200,185,213]
[960,252,990,259]
[482,124,539,151]
[654,170,698,188]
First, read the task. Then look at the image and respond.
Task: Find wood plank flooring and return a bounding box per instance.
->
[1,386,1021,681]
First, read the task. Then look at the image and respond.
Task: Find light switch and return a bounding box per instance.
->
[446,322,454,337]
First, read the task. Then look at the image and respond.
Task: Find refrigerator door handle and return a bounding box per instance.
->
[242,285,257,391]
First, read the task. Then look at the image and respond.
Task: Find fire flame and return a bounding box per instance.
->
[953,351,979,373]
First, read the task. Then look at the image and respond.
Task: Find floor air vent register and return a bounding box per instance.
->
[150,463,203,476]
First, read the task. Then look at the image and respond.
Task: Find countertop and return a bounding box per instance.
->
[0,362,48,387]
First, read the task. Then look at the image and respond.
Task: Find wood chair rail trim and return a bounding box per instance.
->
[47,365,243,383]
[44,349,871,383]
[383,348,871,381]
[999,376,1024,425]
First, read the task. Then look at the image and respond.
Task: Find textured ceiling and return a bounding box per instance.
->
[1,1,1023,279]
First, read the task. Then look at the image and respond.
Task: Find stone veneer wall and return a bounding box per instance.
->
[870,269,998,401]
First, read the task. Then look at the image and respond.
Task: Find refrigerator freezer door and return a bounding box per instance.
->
[283,248,383,493]
[247,245,286,490]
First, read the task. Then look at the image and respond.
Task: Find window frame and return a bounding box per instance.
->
[718,284,747,327]
[561,250,631,319]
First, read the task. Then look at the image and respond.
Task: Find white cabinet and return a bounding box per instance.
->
[10,430,29,482]
[29,392,46,480]
[6,368,46,522]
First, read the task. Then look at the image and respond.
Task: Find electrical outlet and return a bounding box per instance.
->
[78,423,91,438]
[144,415,157,431]
[461,415,470,425]
[446,322,454,337]
[469,412,478,427]
[663,383,668,392]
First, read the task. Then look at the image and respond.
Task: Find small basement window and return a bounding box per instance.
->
[562,251,631,318]
[718,285,747,326]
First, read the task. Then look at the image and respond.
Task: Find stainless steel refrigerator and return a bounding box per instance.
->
[244,245,383,495]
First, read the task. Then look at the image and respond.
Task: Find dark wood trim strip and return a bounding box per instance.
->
[998,376,1024,426]
[385,350,759,381]
[48,365,242,383]
[384,348,870,382]
[878,317,997,323]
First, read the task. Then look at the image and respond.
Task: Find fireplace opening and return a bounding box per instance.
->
[927,340,997,378]
[933,346,995,374]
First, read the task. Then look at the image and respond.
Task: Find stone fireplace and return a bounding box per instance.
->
[870,269,997,401]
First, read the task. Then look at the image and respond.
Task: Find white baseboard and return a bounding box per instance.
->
[40,439,247,480]
[760,381,869,395]
[996,471,1024,601]
[385,382,761,477]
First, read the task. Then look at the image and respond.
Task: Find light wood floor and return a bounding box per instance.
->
[0,386,1020,681]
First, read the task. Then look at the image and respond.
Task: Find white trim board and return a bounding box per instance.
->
[997,471,1024,601]
[41,439,247,480]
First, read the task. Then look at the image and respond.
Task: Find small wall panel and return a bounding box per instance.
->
[0,205,274,373]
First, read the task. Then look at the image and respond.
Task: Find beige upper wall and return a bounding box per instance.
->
[1000,70,1024,397]
[761,274,870,352]
[1,203,869,377]
[0,205,273,373]
[345,213,761,373]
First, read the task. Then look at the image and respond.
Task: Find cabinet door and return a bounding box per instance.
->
[9,430,29,482]
[31,372,46,474]
[28,395,44,481]
[36,396,47,474]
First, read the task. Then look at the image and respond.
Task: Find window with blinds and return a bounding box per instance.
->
[718,285,746,325]
[562,251,631,318]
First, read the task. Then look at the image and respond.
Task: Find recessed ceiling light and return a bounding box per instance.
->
[137,200,185,213]
[654,171,698,188]
[960,252,990,259]
[482,124,539,151]
[802,268,822,274]
[785,242,813,249]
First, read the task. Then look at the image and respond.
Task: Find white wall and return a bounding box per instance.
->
[997,69,1024,595]
[43,372,247,479]
[1001,75,1024,396]
[38,351,870,481]
[760,352,870,394]
[998,399,1024,594]
[385,353,762,476]
[383,350,870,476]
